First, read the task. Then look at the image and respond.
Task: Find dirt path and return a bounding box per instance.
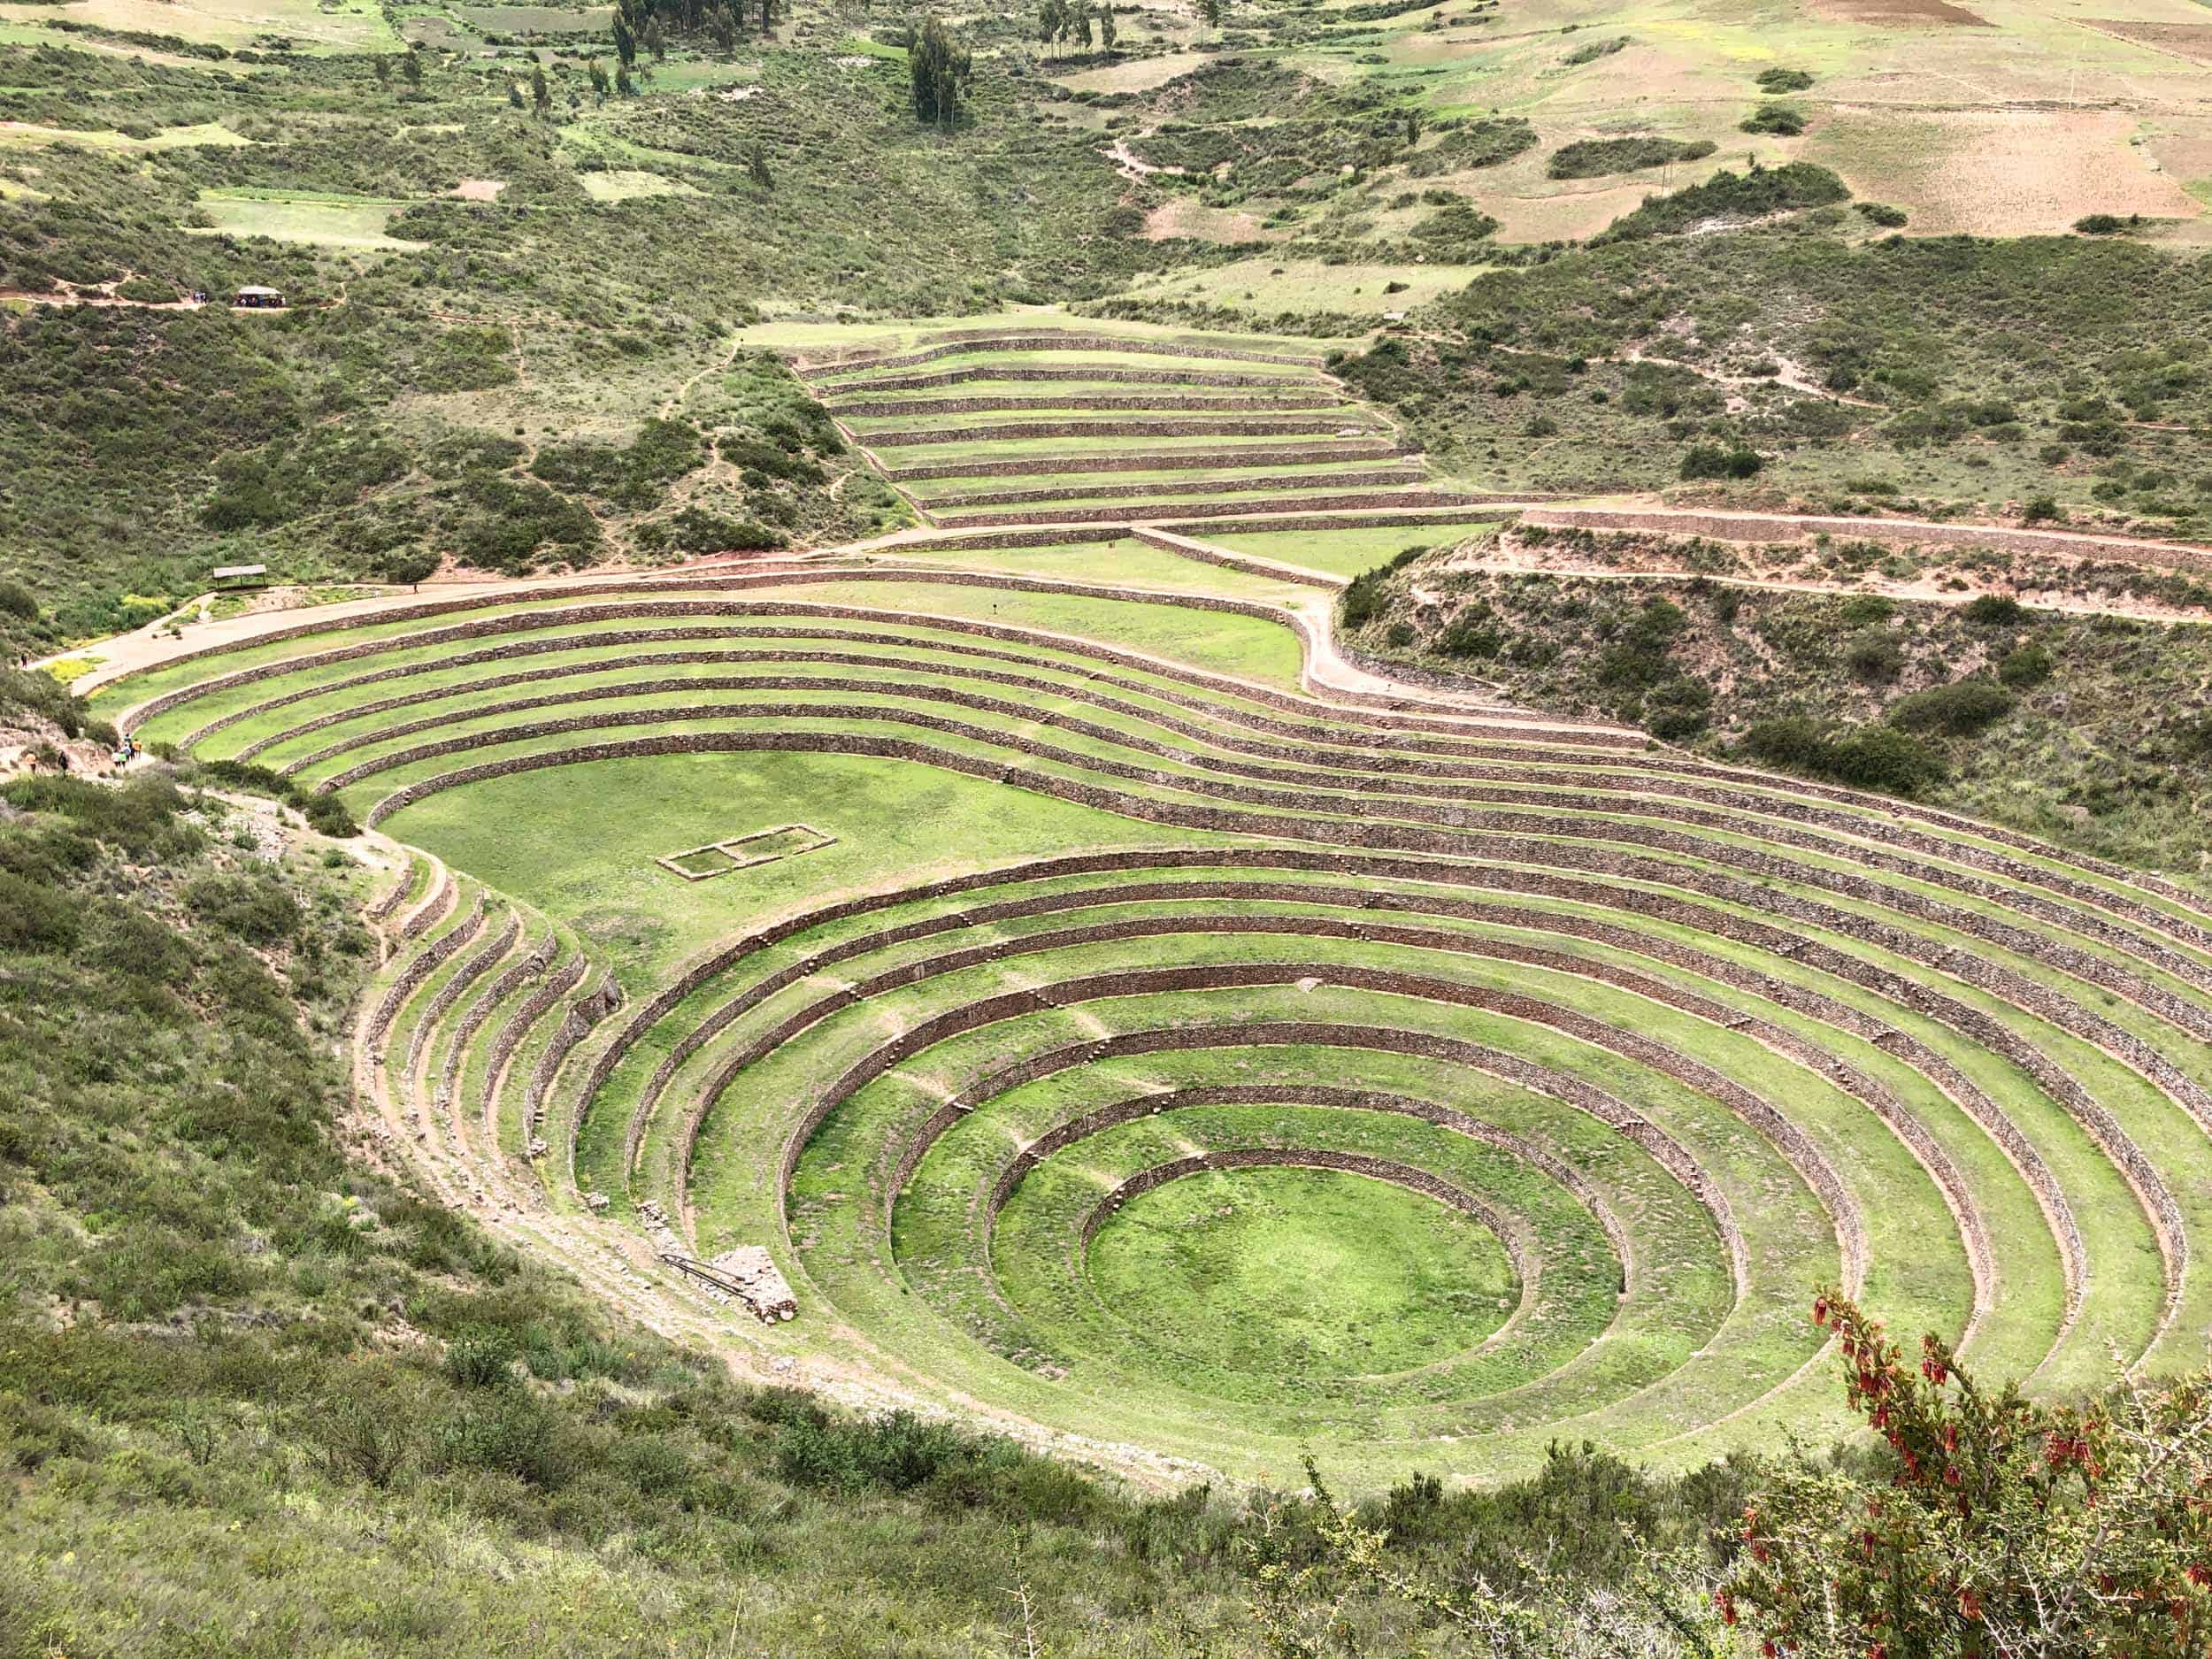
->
[1440,549,2212,626]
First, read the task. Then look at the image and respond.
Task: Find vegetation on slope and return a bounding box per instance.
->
[1342,534,2212,872]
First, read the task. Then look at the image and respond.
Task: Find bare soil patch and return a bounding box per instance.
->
[1811,0,1989,24]
[1142,196,1275,242]
[1813,107,2200,234]
[2078,19,2212,65]
[450,179,507,201]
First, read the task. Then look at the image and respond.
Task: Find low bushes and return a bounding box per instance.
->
[1887,677,2014,734]
[1681,444,1763,480]
[1739,104,1806,136]
[1742,715,1947,795]
[1548,136,1715,180]
[1594,162,1850,242]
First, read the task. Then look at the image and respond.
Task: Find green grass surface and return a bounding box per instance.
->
[192,188,424,250]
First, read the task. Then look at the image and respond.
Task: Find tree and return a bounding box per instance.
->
[372,54,390,86]
[529,62,551,118]
[611,12,636,68]
[907,14,973,131]
[748,140,773,191]
[1726,1293,2212,1659]
[587,57,609,98]
[1198,0,1224,29]
[759,0,772,34]
[508,79,526,110]
[1097,3,1117,51]
[642,16,666,59]
[1036,0,1065,50]
[400,48,423,87]
[615,61,634,96]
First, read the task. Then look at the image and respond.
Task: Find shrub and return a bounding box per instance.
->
[1855,202,1908,228]
[1680,444,1763,480]
[1827,724,1945,793]
[1742,717,1945,796]
[1887,678,2014,734]
[2020,495,2062,525]
[1547,136,1710,180]
[181,872,300,945]
[1844,628,1905,682]
[1728,1294,2212,1659]
[442,1329,520,1390]
[1437,616,1502,658]
[0,580,36,621]
[1997,644,2055,687]
[1838,594,1896,626]
[1740,104,1806,136]
[1596,164,1850,242]
[1643,675,1713,740]
[1961,593,2028,625]
[1755,67,1815,93]
[2073,213,2139,235]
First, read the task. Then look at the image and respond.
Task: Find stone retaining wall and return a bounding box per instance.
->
[357,729,2188,1313]
[397,864,456,941]
[861,415,1369,448]
[987,1081,1626,1271]
[406,909,519,1079]
[837,365,1325,393]
[934,489,1492,531]
[449,933,557,1092]
[1075,1149,1531,1276]
[485,951,588,1109]
[857,1010,1755,1293]
[827,391,1341,419]
[318,688,2212,1020]
[596,853,2083,1319]
[881,442,1407,480]
[1130,527,1345,589]
[928,466,1431,509]
[135,568,2208,924]
[368,895,485,1048]
[526,972,624,1142]
[173,597,1655,765]
[803,334,1323,377]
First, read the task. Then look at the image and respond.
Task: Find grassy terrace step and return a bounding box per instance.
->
[825,364,1337,392]
[94,553,2212,1483]
[827,390,1348,419]
[927,489,1496,530]
[877,441,1412,480]
[803,335,1325,379]
[607,857,2133,1379]
[853,414,1382,448]
[910,464,1432,508]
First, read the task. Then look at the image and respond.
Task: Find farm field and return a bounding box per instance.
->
[86,510,2212,1490]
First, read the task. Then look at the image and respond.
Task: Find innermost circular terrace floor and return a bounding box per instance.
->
[1084,1164,1520,1381]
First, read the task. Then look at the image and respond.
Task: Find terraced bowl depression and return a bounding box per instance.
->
[91,350,2212,1486]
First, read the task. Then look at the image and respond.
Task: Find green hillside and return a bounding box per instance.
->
[6,0,2212,1651]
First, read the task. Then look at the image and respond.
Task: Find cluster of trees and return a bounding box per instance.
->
[608,0,772,68]
[909,14,973,131]
[1035,0,1117,52]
